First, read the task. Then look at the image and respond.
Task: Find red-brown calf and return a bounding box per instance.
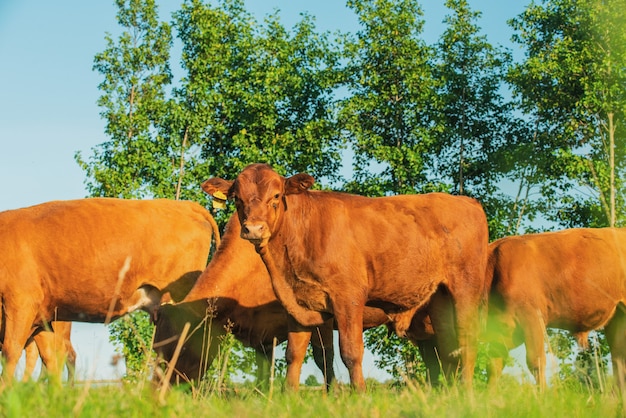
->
[154,212,393,390]
[203,163,489,390]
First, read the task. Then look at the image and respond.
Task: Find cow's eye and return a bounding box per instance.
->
[274,193,280,199]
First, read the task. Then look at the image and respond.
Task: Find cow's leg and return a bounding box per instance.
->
[517,306,547,388]
[285,323,312,391]
[64,333,77,385]
[333,298,366,391]
[311,319,335,390]
[254,350,271,392]
[428,289,461,383]
[604,306,626,389]
[22,338,38,382]
[487,357,504,385]
[1,306,38,384]
[416,338,442,386]
[449,273,485,387]
[33,326,64,385]
[484,303,519,386]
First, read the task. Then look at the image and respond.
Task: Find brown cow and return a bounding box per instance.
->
[23,322,76,383]
[203,163,490,390]
[0,198,218,382]
[485,228,626,388]
[153,212,393,390]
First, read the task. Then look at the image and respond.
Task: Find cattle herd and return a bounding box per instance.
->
[1,163,625,393]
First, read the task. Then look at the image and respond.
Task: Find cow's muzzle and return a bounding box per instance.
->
[241,221,270,246]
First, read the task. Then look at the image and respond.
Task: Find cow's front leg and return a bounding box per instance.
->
[333,295,366,391]
[1,304,38,385]
[285,324,313,391]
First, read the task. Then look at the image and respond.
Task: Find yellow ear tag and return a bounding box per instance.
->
[212,191,227,210]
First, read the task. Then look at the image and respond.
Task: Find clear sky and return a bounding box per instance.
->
[0,0,528,382]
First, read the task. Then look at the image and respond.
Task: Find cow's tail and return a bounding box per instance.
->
[479,241,500,340]
[483,242,499,300]
[475,240,497,338]
[205,211,221,250]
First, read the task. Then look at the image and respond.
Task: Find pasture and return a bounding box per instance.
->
[0,377,622,417]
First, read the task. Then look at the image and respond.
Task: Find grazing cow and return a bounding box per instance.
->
[202,163,490,390]
[153,212,393,390]
[22,322,76,383]
[0,198,218,382]
[485,228,626,388]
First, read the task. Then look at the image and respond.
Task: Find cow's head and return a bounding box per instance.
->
[202,164,314,251]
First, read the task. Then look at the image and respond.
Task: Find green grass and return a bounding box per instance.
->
[1,378,623,418]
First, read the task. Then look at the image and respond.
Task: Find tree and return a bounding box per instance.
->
[304,374,320,387]
[108,311,155,382]
[507,0,626,228]
[364,327,429,385]
[429,0,532,238]
[172,0,343,199]
[340,0,439,196]
[76,0,173,199]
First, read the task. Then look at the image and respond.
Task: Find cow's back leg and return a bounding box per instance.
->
[311,319,335,390]
[484,301,520,385]
[50,321,76,384]
[428,289,461,383]
[254,350,271,392]
[450,280,483,386]
[487,357,504,385]
[64,335,77,385]
[516,305,548,388]
[22,338,38,382]
[416,338,442,386]
[604,305,626,389]
[32,327,64,385]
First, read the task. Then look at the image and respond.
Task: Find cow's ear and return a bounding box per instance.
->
[202,178,234,199]
[284,173,315,195]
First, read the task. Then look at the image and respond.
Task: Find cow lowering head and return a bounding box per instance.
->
[202,164,314,251]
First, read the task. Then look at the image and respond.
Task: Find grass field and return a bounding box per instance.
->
[1,377,624,418]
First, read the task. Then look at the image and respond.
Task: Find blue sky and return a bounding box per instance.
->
[0,1,528,382]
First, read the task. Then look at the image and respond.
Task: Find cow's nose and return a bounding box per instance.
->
[242,221,266,239]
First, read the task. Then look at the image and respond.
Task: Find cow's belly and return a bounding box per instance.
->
[365,259,445,313]
[549,304,618,333]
